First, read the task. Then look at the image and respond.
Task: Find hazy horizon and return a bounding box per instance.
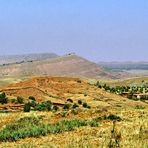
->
[0,0,148,62]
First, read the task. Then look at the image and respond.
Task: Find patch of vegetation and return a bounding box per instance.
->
[29,100,37,108]
[83,102,89,108]
[23,103,31,112]
[0,92,8,104]
[67,98,73,103]
[77,80,82,83]
[52,105,59,111]
[63,103,71,110]
[78,99,82,105]
[94,114,121,121]
[49,94,60,99]
[16,96,24,104]
[10,98,17,103]
[34,101,53,111]
[108,121,121,148]
[135,105,145,110]
[29,96,36,101]
[23,100,60,112]
[72,103,79,109]
[0,116,99,142]
[84,93,87,97]
[95,81,148,101]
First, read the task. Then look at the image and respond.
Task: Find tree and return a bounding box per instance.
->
[17,96,24,104]
[63,104,70,110]
[24,103,31,112]
[29,96,36,101]
[0,92,8,104]
[83,102,88,108]
[78,100,82,105]
[73,103,79,109]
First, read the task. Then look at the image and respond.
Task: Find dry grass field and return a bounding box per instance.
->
[0,76,147,148]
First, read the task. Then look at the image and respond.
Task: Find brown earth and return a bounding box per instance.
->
[0,54,118,79]
[0,76,147,110]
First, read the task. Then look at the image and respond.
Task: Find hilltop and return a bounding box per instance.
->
[0,54,116,79]
[0,53,58,65]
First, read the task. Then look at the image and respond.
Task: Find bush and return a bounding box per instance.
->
[0,92,6,98]
[17,96,24,104]
[29,100,37,107]
[23,103,31,112]
[84,93,87,97]
[78,99,82,105]
[63,104,70,110]
[67,98,73,103]
[72,103,79,109]
[87,105,91,109]
[52,105,59,111]
[83,102,88,108]
[34,101,52,111]
[77,80,81,83]
[11,99,16,103]
[0,92,8,104]
[29,96,36,101]
[107,114,121,121]
[94,114,121,121]
[0,97,8,104]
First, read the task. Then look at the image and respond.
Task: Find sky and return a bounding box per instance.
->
[0,0,148,62]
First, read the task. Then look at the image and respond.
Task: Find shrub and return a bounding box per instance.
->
[11,99,16,103]
[52,105,59,111]
[24,103,31,112]
[94,114,121,121]
[107,114,121,121]
[34,101,52,111]
[29,96,36,101]
[0,92,8,104]
[77,80,81,83]
[67,98,73,103]
[87,105,91,109]
[78,99,82,105]
[0,92,6,98]
[83,102,88,108]
[84,93,87,97]
[49,95,60,99]
[29,100,37,107]
[87,120,99,127]
[17,96,24,104]
[63,104,70,110]
[72,103,79,109]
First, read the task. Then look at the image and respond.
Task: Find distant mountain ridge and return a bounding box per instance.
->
[99,61,148,70]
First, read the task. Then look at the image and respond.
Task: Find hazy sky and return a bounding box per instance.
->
[0,0,148,62]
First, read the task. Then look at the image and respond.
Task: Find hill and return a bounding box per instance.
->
[1,76,147,108]
[0,53,58,65]
[0,76,147,147]
[0,54,116,79]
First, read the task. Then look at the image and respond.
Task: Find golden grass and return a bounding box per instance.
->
[0,108,147,148]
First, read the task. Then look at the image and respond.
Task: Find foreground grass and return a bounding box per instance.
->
[0,116,99,142]
[0,109,147,148]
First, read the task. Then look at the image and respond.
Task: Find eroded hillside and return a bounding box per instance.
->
[0,76,147,110]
